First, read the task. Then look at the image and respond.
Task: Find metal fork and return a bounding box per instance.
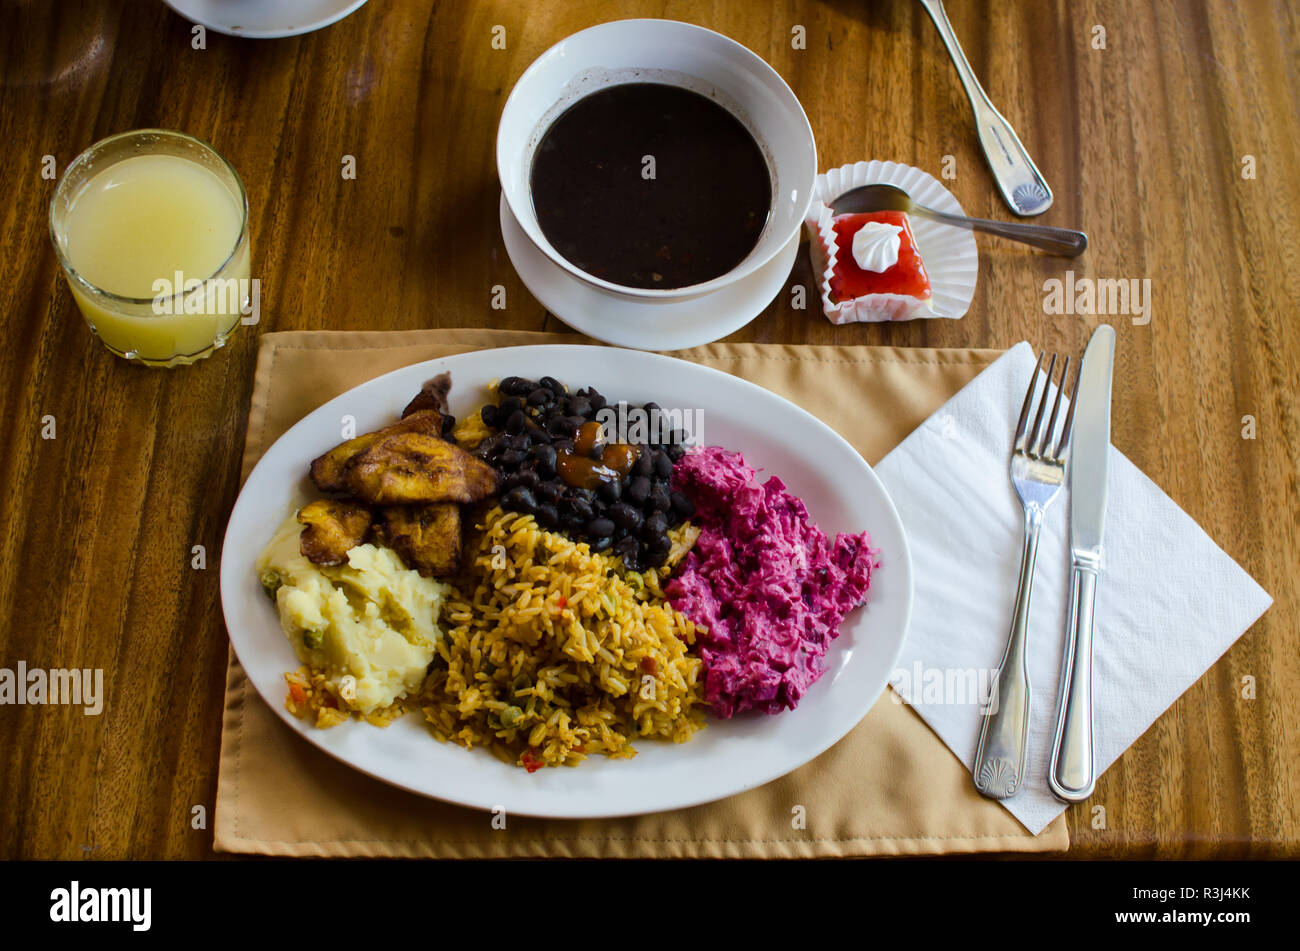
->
[974,352,1079,799]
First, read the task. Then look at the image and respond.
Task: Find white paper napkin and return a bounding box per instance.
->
[874,342,1273,834]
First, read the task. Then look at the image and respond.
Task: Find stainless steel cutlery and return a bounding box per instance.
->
[1048,325,1115,801]
[829,182,1087,256]
[974,329,1116,803]
[918,0,1054,217]
[974,352,1079,799]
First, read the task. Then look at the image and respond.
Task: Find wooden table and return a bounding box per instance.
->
[1,0,1295,860]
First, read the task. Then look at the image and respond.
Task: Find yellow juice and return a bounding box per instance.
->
[59,151,249,365]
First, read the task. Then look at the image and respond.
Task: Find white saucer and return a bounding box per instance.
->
[500,193,799,351]
[164,0,369,38]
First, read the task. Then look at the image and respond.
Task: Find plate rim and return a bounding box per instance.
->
[163,0,370,39]
[220,344,914,818]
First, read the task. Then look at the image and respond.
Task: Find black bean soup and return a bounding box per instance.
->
[529,82,772,289]
[472,376,694,571]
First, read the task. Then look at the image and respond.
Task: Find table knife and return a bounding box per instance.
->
[1048,324,1115,801]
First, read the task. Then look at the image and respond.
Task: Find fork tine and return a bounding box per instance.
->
[1014,352,1047,452]
[1055,354,1082,457]
[1028,353,1058,457]
[1041,356,1070,461]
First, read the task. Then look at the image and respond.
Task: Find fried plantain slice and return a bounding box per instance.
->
[342,431,499,504]
[376,504,462,577]
[308,409,445,492]
[401,372,453,419]
[297,499,374,566]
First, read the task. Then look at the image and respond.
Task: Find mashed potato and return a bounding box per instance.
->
[256,515,450,714]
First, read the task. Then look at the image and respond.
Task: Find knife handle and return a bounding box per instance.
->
[1049,562,1098,801]
[918,0,1053,216]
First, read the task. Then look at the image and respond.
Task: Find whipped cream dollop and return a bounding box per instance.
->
[850,221,904,273]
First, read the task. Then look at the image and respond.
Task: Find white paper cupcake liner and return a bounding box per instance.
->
[803,160,980,324]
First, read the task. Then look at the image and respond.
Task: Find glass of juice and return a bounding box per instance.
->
[49,129,251,368]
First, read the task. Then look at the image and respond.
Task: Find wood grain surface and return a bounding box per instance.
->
[0,0,1295,859]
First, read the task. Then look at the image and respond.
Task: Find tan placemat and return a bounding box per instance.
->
[214,329,1069,857]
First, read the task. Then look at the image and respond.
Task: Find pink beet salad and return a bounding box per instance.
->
[664,446,878,717]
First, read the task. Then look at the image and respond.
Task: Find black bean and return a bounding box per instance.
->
[626,476,651,505]
[540,376,565,395]
[590,535,613,553]
[648,481,671,513]
[499,396,523,417]
[480,403,500,429]
[570,497,594,522]
[504,409,526,434]
[503,485,538,513]
[516,469,540,491]
[508,432,532,452]
[587,391,607,411]
[546,416,577,439]
[612,535,640,562]
[587,517,615,538]
[535,504,559,530]
[562,510,585,532]
[643,512,668,539]
[653,451,674,480]
[499,377,534,397]
[568,397,591,419]
[669,491,695,519]
[537,481,561,504]
[645,534,672,563]
[598,478,621,503]
[474,433,505,458]
[498,449,526,470]
[527,388,551,407]
[529,444,557,478]
[665,443,686,462]
[610,502,643,532]
[632,453,654,478]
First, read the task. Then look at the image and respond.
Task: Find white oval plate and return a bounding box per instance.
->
[220,346,913,818]
[500,193,799,351]
[164,0,368,38]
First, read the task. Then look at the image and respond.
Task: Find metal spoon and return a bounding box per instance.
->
[831,183,1088,257]
[918,0,1054,217]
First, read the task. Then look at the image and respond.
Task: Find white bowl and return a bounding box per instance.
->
[497,19,817,302]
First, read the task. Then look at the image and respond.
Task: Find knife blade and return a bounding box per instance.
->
[1048,324,1115,801]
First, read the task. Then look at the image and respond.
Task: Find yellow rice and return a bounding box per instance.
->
[419,505,705,769]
